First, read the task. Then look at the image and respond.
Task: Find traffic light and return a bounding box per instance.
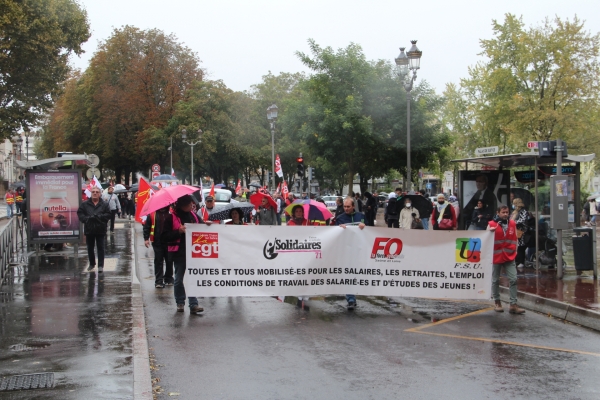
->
[296,156,304,178]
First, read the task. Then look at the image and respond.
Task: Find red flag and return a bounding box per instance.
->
[281,181,289,200]
[276,182,281,194]
[135,177,154,224]
[235,179,241,195]
[209,182,215,197]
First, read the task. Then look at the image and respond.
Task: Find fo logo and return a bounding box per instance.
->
[456,238,481,262]
[371,237,403,259]
[191,232,219,258]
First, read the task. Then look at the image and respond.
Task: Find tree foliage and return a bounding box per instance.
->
[40,26,202,183]
[284,40,448,192]
[444,14,600,156]
[0,0,90,137]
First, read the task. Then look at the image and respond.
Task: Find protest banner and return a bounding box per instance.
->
[184,225,493,299]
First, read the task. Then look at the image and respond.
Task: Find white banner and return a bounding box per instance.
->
[184,225,493,299]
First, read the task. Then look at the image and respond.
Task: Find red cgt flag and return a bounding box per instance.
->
[135,176,154,224]
[235,179,241,195]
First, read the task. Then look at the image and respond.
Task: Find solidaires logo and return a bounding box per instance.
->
[456,238,481,262]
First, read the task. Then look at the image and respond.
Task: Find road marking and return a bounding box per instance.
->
[406,307,600,357]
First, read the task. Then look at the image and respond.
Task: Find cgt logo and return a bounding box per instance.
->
[191,232,219,258]
[456,238,481,262]
[371,237,403,259]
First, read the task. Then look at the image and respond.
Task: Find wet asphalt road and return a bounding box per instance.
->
[136,227,600,400]
[0,227,133,400]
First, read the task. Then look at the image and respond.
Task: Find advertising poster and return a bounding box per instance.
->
[27,170,82,242]
[459,170,510,230]
[184,225,493,300]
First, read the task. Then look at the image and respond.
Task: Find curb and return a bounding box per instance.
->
[500,286,600,331]
[131,223,153,400]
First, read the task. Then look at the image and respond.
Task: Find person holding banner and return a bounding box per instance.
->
[78,187,111,272]
[143,206,174,288]
[335,198,366,310]
[488,205,525,314]
[162,195,212,313]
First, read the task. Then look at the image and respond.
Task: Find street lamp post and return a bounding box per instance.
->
[395,40,422,192]
[267,104,278,192]
[168,136,173,175]
[181,128,202,185]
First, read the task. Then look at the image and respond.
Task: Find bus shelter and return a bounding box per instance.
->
[452,151,595,270]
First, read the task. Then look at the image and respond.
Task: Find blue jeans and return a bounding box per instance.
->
[421,217,429,230]
[6,204,14,218]
[346,294,356,304]
[492,260,518,305]
[173,254,198,307]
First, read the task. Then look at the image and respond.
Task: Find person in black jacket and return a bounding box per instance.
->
[363,192,376,226]
[143,206,174,288]
[77,187,111,272]
[161,195,212,314]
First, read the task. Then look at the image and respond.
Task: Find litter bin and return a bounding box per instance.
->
[572,227,597,276]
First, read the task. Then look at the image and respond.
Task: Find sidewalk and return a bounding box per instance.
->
[0,218,143,399]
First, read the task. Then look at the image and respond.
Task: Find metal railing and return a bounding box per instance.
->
[0,214,27,284]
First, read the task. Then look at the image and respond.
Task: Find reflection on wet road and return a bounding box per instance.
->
[0,229,133,399]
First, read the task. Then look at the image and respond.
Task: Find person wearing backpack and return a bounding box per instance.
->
[384,193,400,228]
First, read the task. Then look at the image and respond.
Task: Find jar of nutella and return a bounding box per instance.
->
[40,191,71,230]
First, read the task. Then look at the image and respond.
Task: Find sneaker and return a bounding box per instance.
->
[494,301,504,312]
[98,266,103,273]
[189,305,204,313]
[347,301,356,311]
[155,282,165,288]
[87,264,95,272]
[516,263,525,268]
[509,304,526,314]
[165,281,174,286]
[110,231,115,234]
[177,304,185,312]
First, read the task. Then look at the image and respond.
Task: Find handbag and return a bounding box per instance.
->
[438,218,453,230]
[516,229,524,239]
[411,217,424,230]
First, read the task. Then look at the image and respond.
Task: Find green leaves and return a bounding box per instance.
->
[0,0,90,137]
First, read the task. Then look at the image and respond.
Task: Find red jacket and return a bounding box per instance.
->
[488,219,518,264]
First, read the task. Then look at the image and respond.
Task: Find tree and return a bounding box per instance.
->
[40,26,202,183]
[0,0,90,137]
[446,14,600,156]
[284,40,449,192]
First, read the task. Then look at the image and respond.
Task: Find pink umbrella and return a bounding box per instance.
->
[140,184,198,216]
[284,199,333,221]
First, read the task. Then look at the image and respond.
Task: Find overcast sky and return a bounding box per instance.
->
[71,0,600,95]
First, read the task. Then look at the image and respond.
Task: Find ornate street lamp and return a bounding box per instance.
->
[395,40,423,192]
[267,104,278,191]
[181,128,202,185]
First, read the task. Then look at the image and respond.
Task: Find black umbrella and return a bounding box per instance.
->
[510,188,535,210]
[9,181,25,189]
[207,202,255,221]
[401,195,433,218]
[152,174,178,181]
[128,183,160,192]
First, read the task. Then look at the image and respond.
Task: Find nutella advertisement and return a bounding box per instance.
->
[27,171,82,242]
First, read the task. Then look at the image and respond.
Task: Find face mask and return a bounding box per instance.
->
[406,203,411,208]
[438,200,445,204]
[512,205,515,209]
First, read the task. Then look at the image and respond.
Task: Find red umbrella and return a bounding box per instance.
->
[250,192,277,210]
[140,184,198,216]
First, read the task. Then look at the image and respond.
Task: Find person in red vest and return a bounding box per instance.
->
[143,206,174,288]
[14,188,24,214]
[488,205,525,314]
[5,188,15,218]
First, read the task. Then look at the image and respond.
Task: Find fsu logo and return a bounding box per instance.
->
[191,232,219,258]
[371,237,403,259]
[455,238,482,262]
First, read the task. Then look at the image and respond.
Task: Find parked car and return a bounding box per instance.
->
[321,195,338,211]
